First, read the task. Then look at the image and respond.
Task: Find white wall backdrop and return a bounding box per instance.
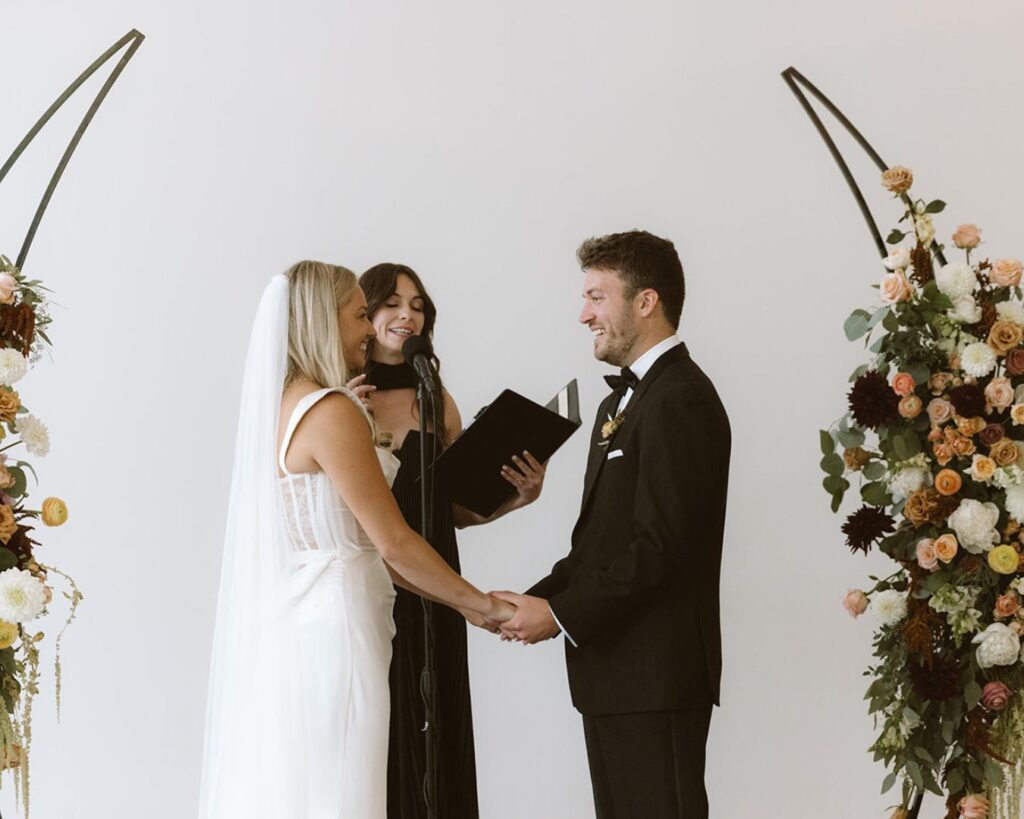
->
[2,0,1024,816]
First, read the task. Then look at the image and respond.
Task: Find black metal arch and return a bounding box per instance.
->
[0,28,145,271]
[782,66,947,269]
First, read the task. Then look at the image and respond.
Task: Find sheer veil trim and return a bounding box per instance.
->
[199,274,301,817]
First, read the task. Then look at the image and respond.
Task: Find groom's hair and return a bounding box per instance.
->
[577,230,685,328]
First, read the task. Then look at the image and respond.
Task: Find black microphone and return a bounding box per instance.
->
[402,335,440,396]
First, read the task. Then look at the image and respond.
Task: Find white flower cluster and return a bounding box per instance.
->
[997,301,1024,325]
[993,464,1024,490]
[947,499,1000,554]
[888,466,930,502]
[871,589,908,628]
[15,415,49,458]
[930,584,983,645]
[0,568,46,623]
[0,350,26,387]
[948,296,983,324]
[972,623,1022,669]
[1006,485,1024,522]
[936,261,978,300]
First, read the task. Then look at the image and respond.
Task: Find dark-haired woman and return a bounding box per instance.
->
[358,263,546,819]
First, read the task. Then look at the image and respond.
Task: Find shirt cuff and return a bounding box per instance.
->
[549,603,577,648]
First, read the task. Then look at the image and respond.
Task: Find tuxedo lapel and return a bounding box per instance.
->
[578,343,690,516]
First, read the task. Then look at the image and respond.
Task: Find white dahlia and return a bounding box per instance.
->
[0,569,46,623]
[1006,485,1024,521]
[936,261,978,300]
[947,499,1000,554]
[972,623,1021,669]
[997,301,1024,326]
[960,342,997,378]
[15,415,48,457]
[0,350,27,387]
[871,589,908,628]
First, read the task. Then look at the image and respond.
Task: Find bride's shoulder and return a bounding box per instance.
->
[294,387,369,432]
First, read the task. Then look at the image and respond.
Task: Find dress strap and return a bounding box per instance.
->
[278,386,372,476]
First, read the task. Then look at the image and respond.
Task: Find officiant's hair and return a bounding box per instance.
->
[283,259,359,389]
[577,230,685,328]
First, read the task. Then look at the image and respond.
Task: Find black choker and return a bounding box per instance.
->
[366,361,419,391]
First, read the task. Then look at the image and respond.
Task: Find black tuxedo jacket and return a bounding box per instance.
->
[527,343,730,716]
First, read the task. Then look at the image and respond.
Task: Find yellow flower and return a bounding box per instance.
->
[0,622,17,650]
[41,497,67,527]
[988,545,1021,575]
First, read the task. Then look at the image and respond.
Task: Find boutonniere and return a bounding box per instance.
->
[598,412,626,447]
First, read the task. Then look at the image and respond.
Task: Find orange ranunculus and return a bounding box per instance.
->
[935,469,962,496]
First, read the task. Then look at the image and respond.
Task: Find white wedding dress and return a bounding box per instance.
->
[277,387,399,818]
[200,277,402,818]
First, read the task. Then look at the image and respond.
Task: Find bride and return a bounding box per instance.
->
[198,261,514,818]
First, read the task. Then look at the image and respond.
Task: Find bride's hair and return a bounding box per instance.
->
[284,260,358,388]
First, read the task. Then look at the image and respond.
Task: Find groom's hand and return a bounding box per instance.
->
[490,591,560,645]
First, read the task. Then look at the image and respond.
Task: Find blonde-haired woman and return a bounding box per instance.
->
[199,262,513,819]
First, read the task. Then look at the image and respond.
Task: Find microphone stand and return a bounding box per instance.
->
[417,381,440,819]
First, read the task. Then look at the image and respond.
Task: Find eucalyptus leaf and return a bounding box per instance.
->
[965,680,983,710]
[886,230,906,245]
[820,453,844,477]
[836,428,865,448]
[819,430,835,457]
[905,759,924,790]
[861,481,892,507]
[925,199,946,214]
[880,772,897,794]
[845,312,871,341]
[946,768,965,794]
[823,475,847,494]
[863,461,886,481]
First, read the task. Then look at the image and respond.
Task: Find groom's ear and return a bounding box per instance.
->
[635,288,662,319]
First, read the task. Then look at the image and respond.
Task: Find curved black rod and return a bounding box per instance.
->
[781,66,947,268]
[0,28,145,270]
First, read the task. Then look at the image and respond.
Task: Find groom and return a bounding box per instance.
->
[494,230,730,818]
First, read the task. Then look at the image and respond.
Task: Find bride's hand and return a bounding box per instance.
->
[458,606,502,634]
[484,593,516,625]
[346,374,377,412]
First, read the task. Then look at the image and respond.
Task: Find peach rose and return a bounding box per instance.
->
[916,538,939,571]
[929,372,955,395]
[990,438,1021,467]
[0,275,16,307]
[935,533,959,562]
[892,372,916,397]
[970,455,997,483]
[990,258,1023,287]
[928,398,954,425]
[952,435,977,457]
[882,166,914,194]
[988,322,1024,356]
[880,271,913,304]
[898,394,923,419]
[933,443,955,466]
[843,589,868,618]
[952,224,982,250]
[958,793,990,819]
[986,378,1016,413]
[1011,405,1024,426]
[905,489,950,527]
[0,390,19,425]
[995,593,1020,619]
[935,468,963,495]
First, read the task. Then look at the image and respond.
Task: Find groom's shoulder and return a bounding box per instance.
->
[652,355,728,421]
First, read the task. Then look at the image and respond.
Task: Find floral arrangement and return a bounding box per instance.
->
[823,166,1024,819]
[0,255,78,815]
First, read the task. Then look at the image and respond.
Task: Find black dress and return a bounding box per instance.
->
[367,362,480,819]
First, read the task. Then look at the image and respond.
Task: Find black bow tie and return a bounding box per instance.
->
[604,367,639,394]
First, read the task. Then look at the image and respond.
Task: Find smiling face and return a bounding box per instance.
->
[578,267,642,367]
[338,286,376,371]
[369,273,426,363]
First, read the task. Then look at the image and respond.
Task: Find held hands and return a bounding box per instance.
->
[499,452,546,507]
[489,591,560,645]
[346,374,377,411]
[461,593,516,635]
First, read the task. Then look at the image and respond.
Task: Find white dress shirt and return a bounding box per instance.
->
[551,335,683,646]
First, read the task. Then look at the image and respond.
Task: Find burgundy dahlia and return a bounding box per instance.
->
[949,383,986,419]
[841,505,895,555]
[848,371,900,430]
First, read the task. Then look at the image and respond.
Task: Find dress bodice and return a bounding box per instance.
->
[278,387,400,563]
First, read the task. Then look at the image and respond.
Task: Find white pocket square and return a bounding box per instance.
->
[606,449,624,460]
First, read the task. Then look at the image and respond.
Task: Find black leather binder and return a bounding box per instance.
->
[437,379,581,517]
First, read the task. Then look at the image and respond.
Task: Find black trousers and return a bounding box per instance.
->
[582,705,713,819]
